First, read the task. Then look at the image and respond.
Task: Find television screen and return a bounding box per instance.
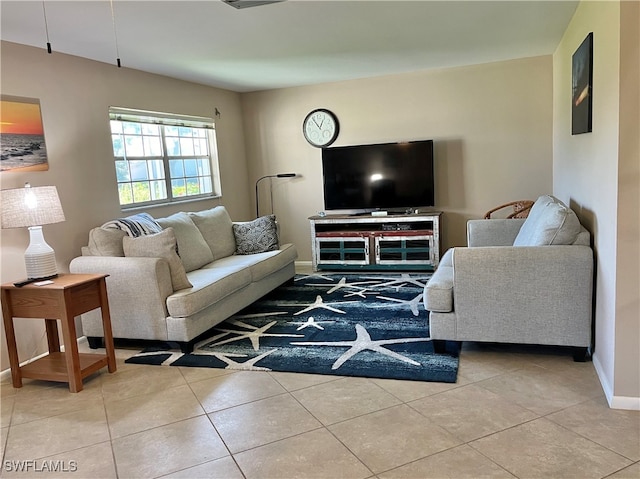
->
[322,140,435,211]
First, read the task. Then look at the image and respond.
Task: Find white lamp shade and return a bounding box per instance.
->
[1,184,65,228]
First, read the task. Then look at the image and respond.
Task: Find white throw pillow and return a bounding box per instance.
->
[123,228,192,291]
[157,212,214,272]
[513,195,581,246]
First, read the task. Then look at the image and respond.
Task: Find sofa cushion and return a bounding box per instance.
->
[123,227,192,291]
[212,243,298,282]
[87,227,126,256]
[157,212,214,272]
[233,215,279,255]
[513,195,581,246]
[423,249,454,313]
[189,206,237,260]
[102,212,162,237]
[168,264,252,317]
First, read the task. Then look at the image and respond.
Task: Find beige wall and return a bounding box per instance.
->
[0,42,251,372]
[241,56,554,260]
[553,0,639,407]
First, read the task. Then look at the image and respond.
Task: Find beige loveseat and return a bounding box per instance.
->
[423,195,593,361]
[70,206,297,352]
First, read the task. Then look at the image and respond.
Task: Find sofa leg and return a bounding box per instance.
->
[87,336,103,349]
[432,340,446,354]
[179,341,195,354]
[572,346,591,362]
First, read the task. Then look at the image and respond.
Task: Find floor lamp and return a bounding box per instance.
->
[255,173,297,217]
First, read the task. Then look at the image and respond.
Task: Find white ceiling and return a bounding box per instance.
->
[1,0,579,93]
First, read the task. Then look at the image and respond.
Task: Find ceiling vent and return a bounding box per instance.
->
[222,0,285,9]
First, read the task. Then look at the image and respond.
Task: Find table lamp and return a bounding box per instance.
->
[1,182,66,280]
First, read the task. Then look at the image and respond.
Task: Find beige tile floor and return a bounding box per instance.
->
[1,340,639,479]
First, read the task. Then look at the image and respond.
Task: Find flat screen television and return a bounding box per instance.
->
[322,140,435,212]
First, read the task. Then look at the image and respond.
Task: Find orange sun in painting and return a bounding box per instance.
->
[0,100,44,135]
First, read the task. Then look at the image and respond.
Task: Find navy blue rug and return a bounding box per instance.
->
[125,273,459,383]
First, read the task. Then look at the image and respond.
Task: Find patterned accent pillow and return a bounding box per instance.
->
[102,212,162,237]
[232,215,279,255]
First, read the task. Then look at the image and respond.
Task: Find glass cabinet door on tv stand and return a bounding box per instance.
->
[308,212,441,272]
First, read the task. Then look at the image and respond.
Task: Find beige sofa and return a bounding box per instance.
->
[70,206,297,352]
[424,195,593,361]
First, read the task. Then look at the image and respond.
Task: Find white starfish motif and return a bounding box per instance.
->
[295,273,335,282]
[362,274,430,291]
[376,293,424,316]
[133,350,185,366]
[292,316,334,331]
[210,319,304,351]
[293,295,356,316]
[292,323,430,370]
[207,349,277,371]
[309,277,378,296]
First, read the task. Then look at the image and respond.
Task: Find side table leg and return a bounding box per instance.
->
[1,289,22,389]
[61,290,83,393]
[45,319,60,352]
[98,278,117,373]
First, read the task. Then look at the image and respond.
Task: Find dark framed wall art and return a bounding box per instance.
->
[571,32,593,135]
[0,95,49,172]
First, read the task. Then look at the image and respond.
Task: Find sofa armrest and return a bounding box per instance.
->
[450,245,593,346]
[69,256,174,340]
[467,219,525,247]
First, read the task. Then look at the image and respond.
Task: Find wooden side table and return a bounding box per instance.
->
[1,273,117,392]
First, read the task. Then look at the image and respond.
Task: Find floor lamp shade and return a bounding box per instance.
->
[1,183,66,279]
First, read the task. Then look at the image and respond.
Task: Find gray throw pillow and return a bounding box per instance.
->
[232,215,279,255]
[189,206,237,260]
[157,212,214,272]
[123,228,192,291]
[87,227,126,256]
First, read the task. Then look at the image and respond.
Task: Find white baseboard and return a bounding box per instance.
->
[593,352,640,410]
[0,336,88,384]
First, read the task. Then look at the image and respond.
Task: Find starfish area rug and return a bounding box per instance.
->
[125,273,460,383]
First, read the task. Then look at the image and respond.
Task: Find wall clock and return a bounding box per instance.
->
[303,109,339,148]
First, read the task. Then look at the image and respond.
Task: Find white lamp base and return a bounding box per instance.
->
[24,226,58,279]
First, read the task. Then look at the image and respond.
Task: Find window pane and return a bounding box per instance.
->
[150,180,167,200]
[132,182,151,202]
[198,159,211,175]
[115,161,130,182]
[178,127,192,137]
[123,122,142,135]
[184,159,198,177]
[164,125,179,136]
[171,178,186,197]
[125,136,144,157]
[130,160,149,181]
[110,120,123,134]
[201,176,213,193]
[112,134,125,156]
[186,177,200,195]
[147,160,165,180]
[169,159,184,177]
[165,136,180,156]
[118,183,133,205]
[141,124,160,135]
[143,136,162,156]
[180,138,194,156]
[194,139,209,156]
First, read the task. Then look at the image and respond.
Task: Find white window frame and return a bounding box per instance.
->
[109,107,221,210]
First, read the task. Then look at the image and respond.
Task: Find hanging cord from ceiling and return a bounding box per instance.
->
[109,0,122,67]
[42,1,51,54]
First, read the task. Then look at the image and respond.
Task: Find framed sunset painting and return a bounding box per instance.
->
[0,96,49,172]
